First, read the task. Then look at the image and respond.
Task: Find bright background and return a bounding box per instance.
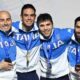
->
[0,0,80,28]
[0,0,80,77]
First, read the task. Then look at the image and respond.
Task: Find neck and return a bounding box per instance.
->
[75,34,80,43]
[22,23,34,32]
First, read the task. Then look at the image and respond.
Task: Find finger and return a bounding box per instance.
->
[8,63,13,66]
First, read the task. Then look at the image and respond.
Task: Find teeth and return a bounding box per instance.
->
[3,26,8,29]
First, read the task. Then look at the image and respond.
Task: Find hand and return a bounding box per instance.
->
[75,64,80,77]
[75,64,80,72]
[0,61,13,70]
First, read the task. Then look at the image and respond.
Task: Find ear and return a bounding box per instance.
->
[20,15,22,21]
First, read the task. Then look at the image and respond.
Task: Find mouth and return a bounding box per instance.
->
[26,21,32,24]
[44,31,50,37]
[44,30,50,33]
[3,26,9,29]
[76,33,80,38]
[1,25,10,31]
[26,20,32,22]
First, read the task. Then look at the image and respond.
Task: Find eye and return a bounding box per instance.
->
[7,18,11,21]
[23,14,28,17]
[40,24,44,27]
[0,19,4,22]
[46,23,51,26]
[76,26,80,28]
[30,14,35,17]
[23,14,35,17]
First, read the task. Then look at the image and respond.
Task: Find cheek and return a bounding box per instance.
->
[22,19,27,24]
[0,24,1,26]
[0,22,4,25]
[22,17,27,20]
[76,28,80,32]
[0,24,3,27]
[39,27,44,32]
[32,17,35,20]
[50,27,53,30]
[48,27,53,32]
[8,21,12,24]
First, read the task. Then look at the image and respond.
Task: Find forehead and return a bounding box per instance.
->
[39,20,52,24]
[76,21,80,25]
[23,8,35,13]
[0,12,11,18]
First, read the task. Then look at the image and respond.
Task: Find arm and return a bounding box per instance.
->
[60,28,74,41]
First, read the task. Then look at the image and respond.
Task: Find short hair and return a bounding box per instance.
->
[74,16,80,26]
[37,13,53,27]
[21,4,36,16]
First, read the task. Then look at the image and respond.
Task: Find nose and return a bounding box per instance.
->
[44,26,47,29]
[27,15,31,20]
[4,20,8,24]
[77,28,80,32]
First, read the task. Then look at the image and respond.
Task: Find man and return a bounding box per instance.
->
[0,11,16,80]
[12,4,38,32]
[68,16,80,80]
[12,4,40,80]
[36,13,73,80]
[14,30,40,80]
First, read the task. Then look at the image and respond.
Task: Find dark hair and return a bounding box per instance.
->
[37,13,53,27]
[75,16,80,27]
[21,4,36,16]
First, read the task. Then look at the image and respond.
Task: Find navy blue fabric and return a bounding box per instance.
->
[40,74,69,80]
[17,71,39,80]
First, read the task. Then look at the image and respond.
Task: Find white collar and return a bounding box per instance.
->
[71,34,79,44]
[19,21,38,32]
[40,29,54,40]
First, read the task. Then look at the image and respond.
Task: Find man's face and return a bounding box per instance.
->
[21,8,36,27]
[75,21,80,39]
[39,20,53,39]
[0,12,12,32]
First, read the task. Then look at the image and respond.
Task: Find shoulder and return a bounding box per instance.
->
[54,27,74,36]
[12,21,20,29]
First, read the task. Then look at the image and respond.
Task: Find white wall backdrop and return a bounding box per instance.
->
[0,0,80,28]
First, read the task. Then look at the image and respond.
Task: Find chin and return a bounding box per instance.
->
[26,24,32,27]
[77,35,80,38]
[43,35,50,39]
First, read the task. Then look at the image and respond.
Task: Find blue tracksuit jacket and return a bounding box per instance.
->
[40,28,74,78]
[68,34,80,73]
[13,30,41,73]
[0,30,16,80]
[12,21,38,32]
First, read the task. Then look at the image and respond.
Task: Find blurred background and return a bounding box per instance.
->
[0,0,80,28]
